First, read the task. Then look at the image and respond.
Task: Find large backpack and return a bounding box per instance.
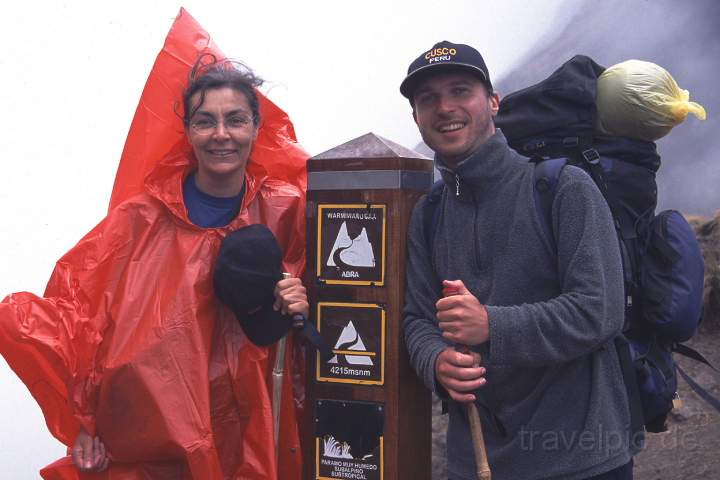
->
[423,55,714,435]
[495,55,712,434]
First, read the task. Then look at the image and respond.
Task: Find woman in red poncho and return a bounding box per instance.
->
[0,57,307,479]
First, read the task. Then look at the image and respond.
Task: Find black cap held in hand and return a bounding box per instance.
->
[400,40,493,100]
[214,224,290,345]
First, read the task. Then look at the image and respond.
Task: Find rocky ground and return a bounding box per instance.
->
[633,329,720,479]
[431,213,720,480]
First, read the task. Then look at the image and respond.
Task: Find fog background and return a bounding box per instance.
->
[0,0,715,477]
[494,0,719,217]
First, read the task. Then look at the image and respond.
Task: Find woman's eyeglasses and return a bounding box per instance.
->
[190,115,254,135]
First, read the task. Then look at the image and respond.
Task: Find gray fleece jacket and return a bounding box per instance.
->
[403,130,636,480]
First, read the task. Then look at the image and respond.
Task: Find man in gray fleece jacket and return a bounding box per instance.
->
[400,41,637,479]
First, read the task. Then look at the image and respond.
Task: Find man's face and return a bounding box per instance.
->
[412,71,499,167]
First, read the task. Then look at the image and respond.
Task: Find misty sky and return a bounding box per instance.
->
[3,0,717,476]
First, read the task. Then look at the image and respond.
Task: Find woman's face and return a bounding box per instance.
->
[186,87,258,186]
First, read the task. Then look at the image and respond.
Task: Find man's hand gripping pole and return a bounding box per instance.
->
[442,283,492,480]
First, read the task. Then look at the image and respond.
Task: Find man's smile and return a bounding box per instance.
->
[437,122,467,133]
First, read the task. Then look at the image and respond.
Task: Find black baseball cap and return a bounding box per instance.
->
[400,40,493,100]
[214,224,291,346]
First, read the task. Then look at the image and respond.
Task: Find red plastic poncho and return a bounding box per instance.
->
[0,8,307,480]
[109,8,307,211]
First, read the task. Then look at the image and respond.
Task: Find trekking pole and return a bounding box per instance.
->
[272,273,305,471]
[464,359,491,480]
[272,327,287,468]
[443,284,492,480]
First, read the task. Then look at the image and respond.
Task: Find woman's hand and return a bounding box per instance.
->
[72,427,109,472]
[273,276,309,320]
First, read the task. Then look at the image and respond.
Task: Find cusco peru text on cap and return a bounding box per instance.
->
[425,47,456,63]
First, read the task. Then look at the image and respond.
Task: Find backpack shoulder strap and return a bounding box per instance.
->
[533,157,568,247]
[422,179,445,250]
[674,343,717,371]
[677,364,720,413]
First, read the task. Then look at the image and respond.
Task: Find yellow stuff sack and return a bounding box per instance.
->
[595,59,706,141]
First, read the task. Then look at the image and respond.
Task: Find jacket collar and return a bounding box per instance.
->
[143,150,265,230]
[436,129,526,201]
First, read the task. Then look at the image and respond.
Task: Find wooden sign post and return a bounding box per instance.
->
[304,133,433,480]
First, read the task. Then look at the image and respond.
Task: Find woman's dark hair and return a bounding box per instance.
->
[182,54,264,127]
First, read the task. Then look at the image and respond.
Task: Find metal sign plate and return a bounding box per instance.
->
[316,204,386,286]
[315,399,384,480]
[316,302,385,385]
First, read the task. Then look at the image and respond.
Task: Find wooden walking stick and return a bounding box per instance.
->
[465,374,492,480]
[443,284,492,480]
